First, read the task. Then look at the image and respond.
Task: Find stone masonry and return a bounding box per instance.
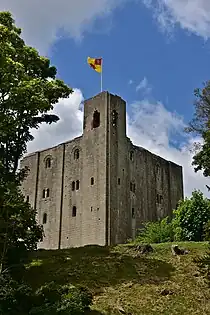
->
[20,91,184,249]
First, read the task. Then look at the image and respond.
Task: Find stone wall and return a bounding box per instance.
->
[20,91,184,249]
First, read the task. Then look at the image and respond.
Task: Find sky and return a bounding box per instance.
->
[2,0,210,197]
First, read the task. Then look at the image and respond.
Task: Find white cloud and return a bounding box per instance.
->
[27,89,83,153]
[142,0,210,40]
[136,77,152,94]
[128,79,134,85]
[0,0,124,54]
[27,89,210,198]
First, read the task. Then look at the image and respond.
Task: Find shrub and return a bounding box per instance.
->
[30,282,93,315]
[172,190,210,241]
[0,276,92,315]
[203,220,210,241]
[135,217,174,244]
[0,273,34,315]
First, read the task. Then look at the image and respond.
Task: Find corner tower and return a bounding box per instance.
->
[82,92,127,246]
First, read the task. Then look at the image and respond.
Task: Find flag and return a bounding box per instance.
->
[87,57,102,73]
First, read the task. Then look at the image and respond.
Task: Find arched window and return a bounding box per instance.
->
[74,149,79,160]
[72,206,77,217]
[91,177,94,185]
[26,196,29,202]
[42,189,46,198]
[46,188,50,197]
[43,213,47,224]
[92,110,100,129]
[72,181,75,191]
[45,157,51,168]
[76,180,80,190]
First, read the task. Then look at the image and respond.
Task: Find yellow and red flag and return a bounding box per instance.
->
[87,57,102,73]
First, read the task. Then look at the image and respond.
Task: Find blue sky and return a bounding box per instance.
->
[2,0,210,196]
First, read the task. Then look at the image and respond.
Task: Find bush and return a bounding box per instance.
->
[0,273,34,315]
[0,275,92,315]
[30,282,93,315]
[172,190,210,241]
[203,220,210,241]
[135,217,174,244]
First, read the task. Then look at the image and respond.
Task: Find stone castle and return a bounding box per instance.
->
[20,91,184,250]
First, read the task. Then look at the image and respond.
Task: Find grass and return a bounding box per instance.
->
[24,242,210,315]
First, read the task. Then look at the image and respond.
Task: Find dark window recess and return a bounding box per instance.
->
[72,206,77,217]
[118,178,121,185]
[46,189,50,197]
[112,110,118,126]
[43,213,47,224]
[91,177,94,185]
[92,110,100,128]
[26,196,29,202]
[42,189,46,198]
[72,181,75,191]
[132,208,135,218]
[45,158,51,168]
[91,207,93,212]
[130,182,136,193]
[130,151,134,161]
[74,149,79,160]
[156,194,163,204]
[76,180,80,190]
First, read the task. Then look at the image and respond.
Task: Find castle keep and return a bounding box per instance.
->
[20,92,184,249]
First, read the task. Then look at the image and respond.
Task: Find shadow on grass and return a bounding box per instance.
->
[24,245,175,291]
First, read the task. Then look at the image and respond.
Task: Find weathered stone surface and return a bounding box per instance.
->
[20,91,184,250]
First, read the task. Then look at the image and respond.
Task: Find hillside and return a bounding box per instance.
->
[24,242,210,315]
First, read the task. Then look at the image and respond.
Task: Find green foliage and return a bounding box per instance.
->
[186,82,210,177]
[30,282,92,315]
[0,275,92,315]
[172,190,210,241]
[0,273,34,315]
[0,11,72,274]
[203,220,210,241]
[135,217,174,244]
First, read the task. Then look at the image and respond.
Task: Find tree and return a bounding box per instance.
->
[186,82,210,177]
[172,190,210,241]
[0,11,73,273]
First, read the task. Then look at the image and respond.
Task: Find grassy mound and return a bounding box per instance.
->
[24,242,210,315]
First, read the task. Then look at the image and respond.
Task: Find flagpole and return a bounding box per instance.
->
[101,58,103,92]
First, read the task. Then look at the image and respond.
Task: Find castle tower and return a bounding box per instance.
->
[81,91,128,246]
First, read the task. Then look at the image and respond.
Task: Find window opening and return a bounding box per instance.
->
[76,180,80,190]
[91,177,94,185]
[74,149,79,160]
[43,213,47,224]
[92,110,100,128]
[72,206,77,217]
[132,208,135,218]
[112,110,118,126]
[72,181,75,191]
[118,178,121,185]
[26,196,29,202]
[42,189,46,198]
[46,188,50,197]
[130,151,134,161]
[45,157,51,168]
